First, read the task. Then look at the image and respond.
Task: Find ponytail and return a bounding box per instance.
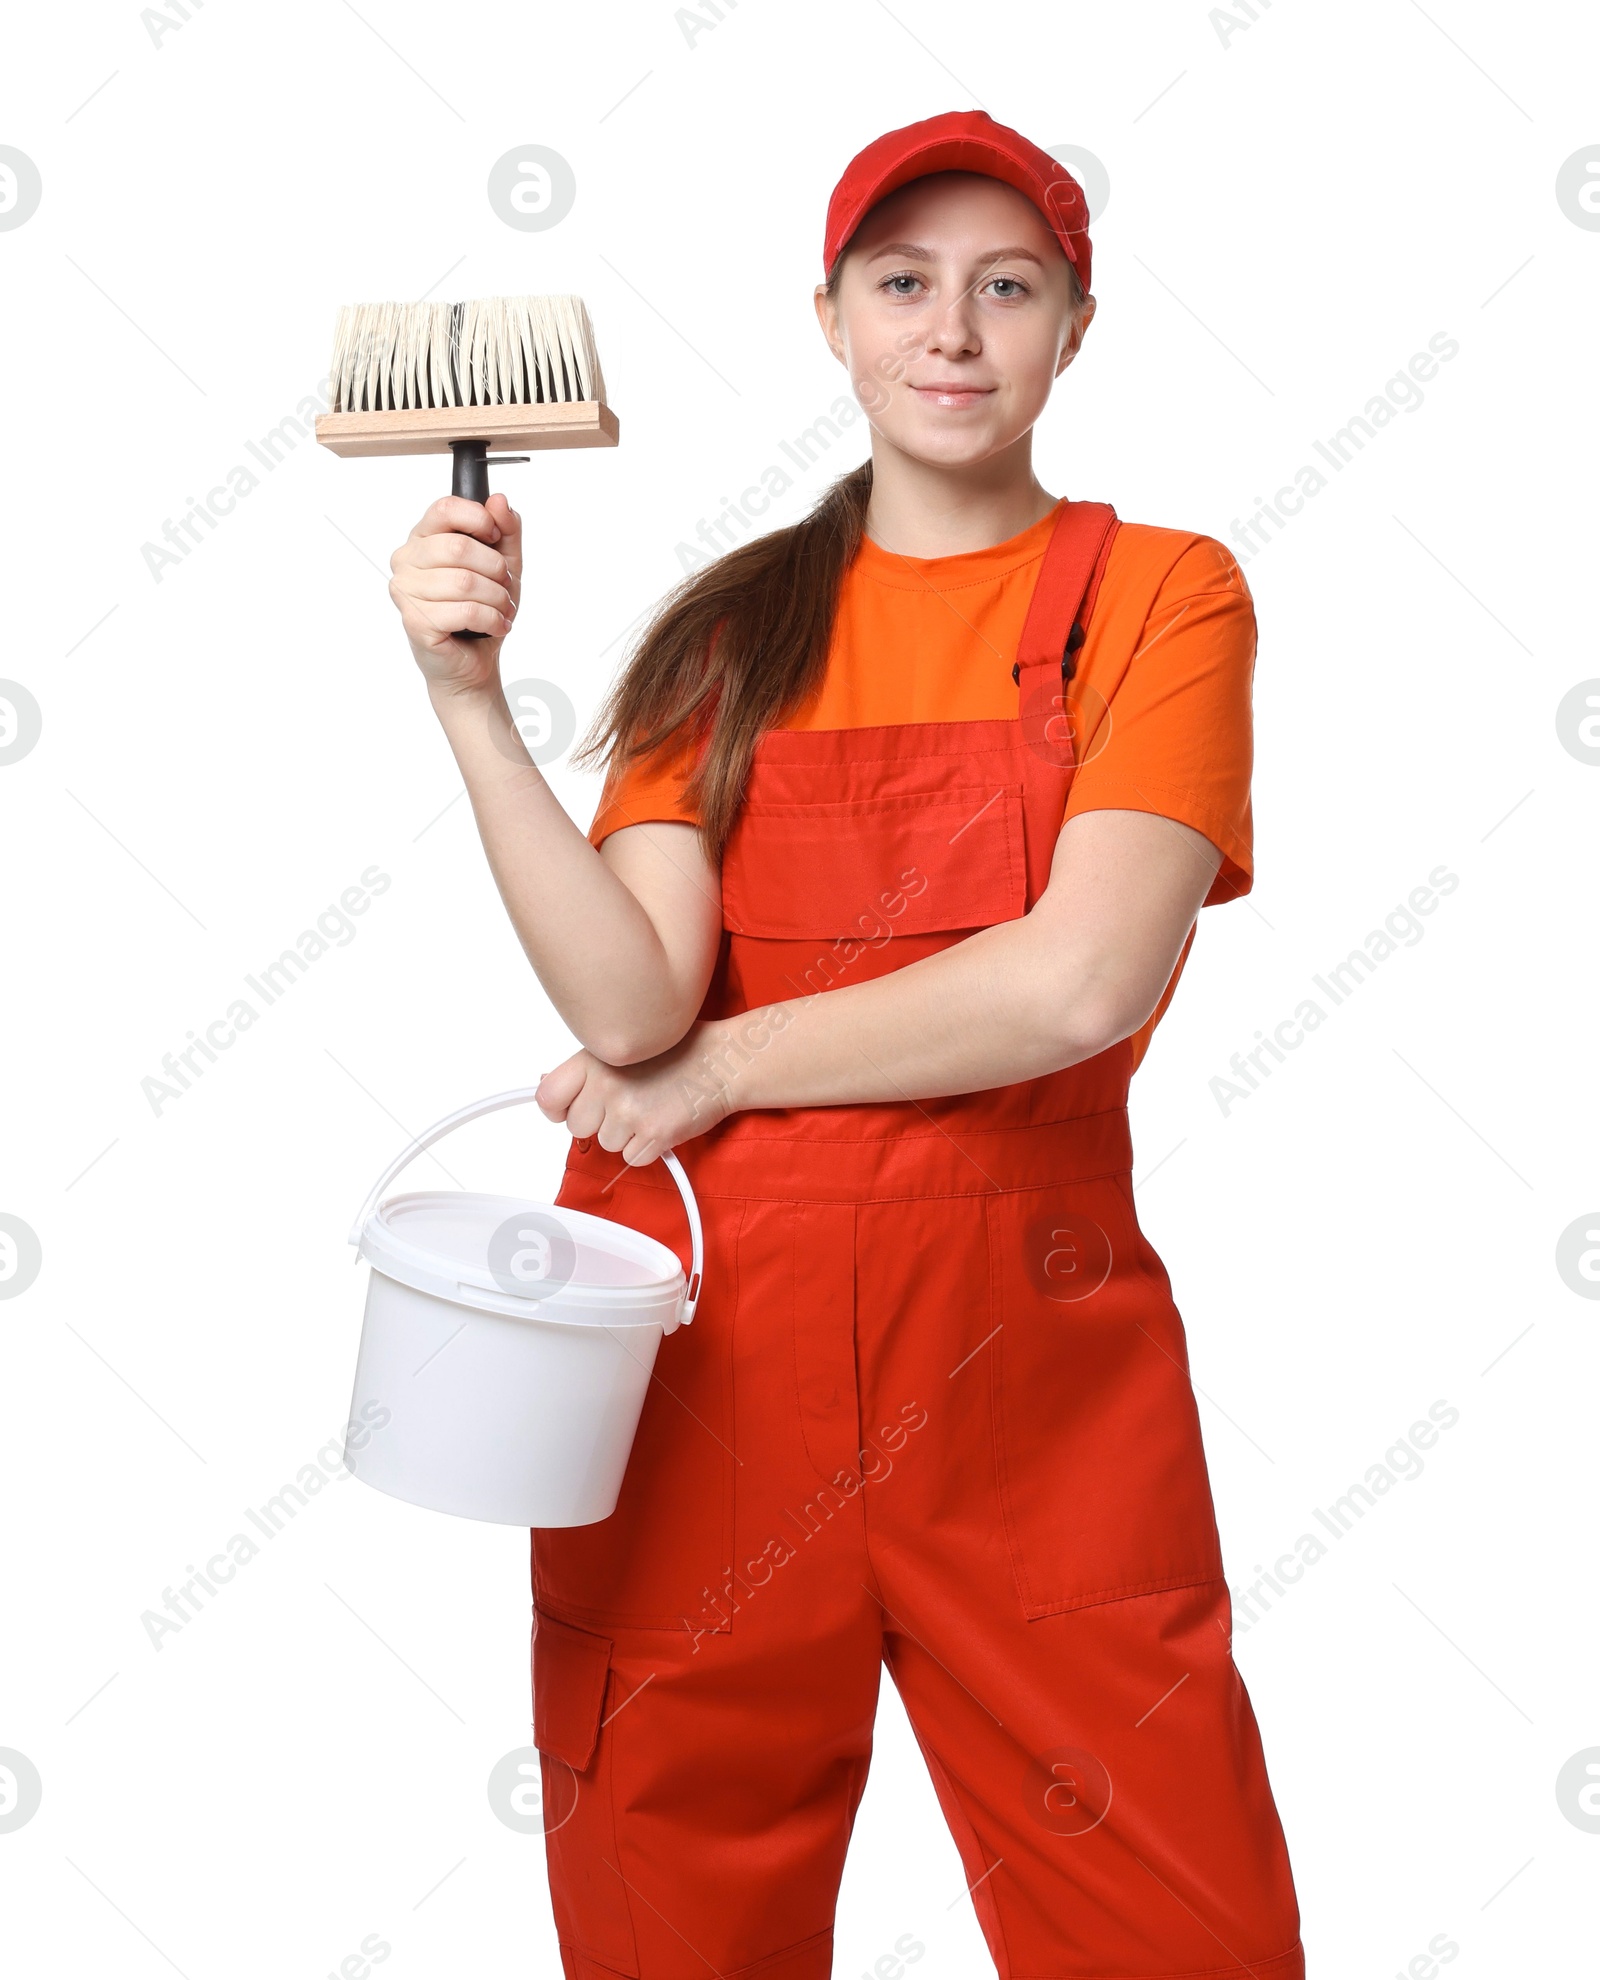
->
[571,456,874,868]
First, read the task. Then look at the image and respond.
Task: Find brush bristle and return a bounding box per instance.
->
[328,294,607,414]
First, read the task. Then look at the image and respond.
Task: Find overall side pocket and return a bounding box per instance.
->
[532,1163,739,1638]
[986,1175,1224,1619]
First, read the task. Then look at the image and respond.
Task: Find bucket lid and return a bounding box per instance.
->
[359,1190,687,1329]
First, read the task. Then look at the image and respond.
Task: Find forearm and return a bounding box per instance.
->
[426,680,688,1060]
[702,913,1118,1113]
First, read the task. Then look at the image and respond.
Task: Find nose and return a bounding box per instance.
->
[921,275,983,361]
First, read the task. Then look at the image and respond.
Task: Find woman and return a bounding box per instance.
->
[389,108,1303,1980]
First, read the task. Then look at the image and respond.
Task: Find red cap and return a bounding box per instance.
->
[822,109,1092,294]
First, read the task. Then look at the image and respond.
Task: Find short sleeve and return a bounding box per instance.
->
[587,730,704,849]
[1063,535,1255,906]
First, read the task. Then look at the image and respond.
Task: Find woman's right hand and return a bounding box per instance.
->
[388,492,522,694]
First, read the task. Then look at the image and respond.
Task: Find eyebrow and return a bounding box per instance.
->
[864,241,1048,266]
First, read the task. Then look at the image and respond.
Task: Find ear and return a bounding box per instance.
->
[814,283,845,364]
[1056,294,1097,375]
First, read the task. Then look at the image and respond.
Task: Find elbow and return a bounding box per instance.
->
[1054,1004,1127,1066]
[582,1014,692,1068]
[582,1027,654,1068]
[583,1034,635,1069]
[1043,973,1150,1067]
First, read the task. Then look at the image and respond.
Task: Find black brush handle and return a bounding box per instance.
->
[448,440,530,642]
[451,441,492,641]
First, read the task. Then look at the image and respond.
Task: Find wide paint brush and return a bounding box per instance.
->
[315,293,618,635]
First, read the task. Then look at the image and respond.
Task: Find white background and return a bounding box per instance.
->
[2,1,1597,1974]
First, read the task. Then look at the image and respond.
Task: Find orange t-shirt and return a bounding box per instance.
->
[587,499,1256,1072]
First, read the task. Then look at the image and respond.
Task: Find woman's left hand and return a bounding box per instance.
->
[535,1021,739,1166]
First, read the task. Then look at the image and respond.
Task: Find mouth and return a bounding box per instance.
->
[908,382,994,409]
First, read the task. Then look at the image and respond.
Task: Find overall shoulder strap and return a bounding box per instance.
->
[1012,499,1120,683]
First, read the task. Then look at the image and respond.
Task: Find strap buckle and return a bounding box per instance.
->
[1012,620,1085,686]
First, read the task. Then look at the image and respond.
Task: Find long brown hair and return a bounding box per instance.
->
[571,250,1086,867]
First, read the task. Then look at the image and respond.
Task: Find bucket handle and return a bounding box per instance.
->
[346,1087,704,1324]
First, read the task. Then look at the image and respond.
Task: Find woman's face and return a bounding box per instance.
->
[815,170,1094,470]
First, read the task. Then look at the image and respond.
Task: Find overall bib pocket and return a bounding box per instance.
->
[721,785,1028,940]
[985,1176,1224,1618]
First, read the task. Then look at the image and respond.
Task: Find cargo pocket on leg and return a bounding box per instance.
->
[532,1609,639,1976]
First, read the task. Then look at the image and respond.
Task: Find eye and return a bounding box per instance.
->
[986,276,1029,300]
[881,271,924,297]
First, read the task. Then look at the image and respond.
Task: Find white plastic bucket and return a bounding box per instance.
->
[343,1088,703,1527]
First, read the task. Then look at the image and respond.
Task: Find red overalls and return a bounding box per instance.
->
[533,501,1304,1980]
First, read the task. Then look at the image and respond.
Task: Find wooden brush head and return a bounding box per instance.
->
[314,294,618,458]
